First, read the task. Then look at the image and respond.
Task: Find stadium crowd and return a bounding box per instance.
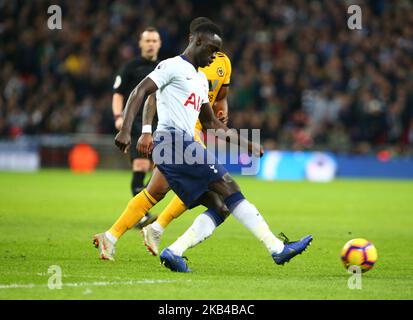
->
[1,0,413,154]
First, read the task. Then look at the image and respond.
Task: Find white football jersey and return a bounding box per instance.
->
[147,55,209,136]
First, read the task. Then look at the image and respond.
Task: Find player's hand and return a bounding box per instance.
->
[137,133,153,158]
[115,117,123,130]
[114,130,131,154]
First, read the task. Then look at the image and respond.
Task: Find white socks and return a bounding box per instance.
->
[105,222,164,247]
[168,213,216,256]
[151,221,165,234]
[167,198,284,257]
[230,199,284,254]
[105,231,118,244]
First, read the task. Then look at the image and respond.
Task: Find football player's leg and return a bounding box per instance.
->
[94,168,170,259]
[165,191,230,257]
[156,195,187,229]
[209,174,285,254]
[142,194,187,256]
[130,122,157,227]
[131,158,159,229]
[212,174,313,264]
[152,130,209,243]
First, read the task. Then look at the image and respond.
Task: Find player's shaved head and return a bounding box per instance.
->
[189,17,222,38]
[183,17,222,68]
[190,17,214,33]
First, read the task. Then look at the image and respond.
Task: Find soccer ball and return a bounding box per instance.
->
[340,238,378,272]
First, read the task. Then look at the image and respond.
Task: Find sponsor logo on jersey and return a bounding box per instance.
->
[184,93,202,112]
[217,67,225,77]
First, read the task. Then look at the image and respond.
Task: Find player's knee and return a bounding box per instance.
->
[228,181,240,194]
[199,191,230,223]
[132,159,151,172]
[145,185,167,202]
[211,198,230,221]
[216,204,230,220]
[223,174,240,193]
[205,204,229,227]
[217,201,230,220]
[209,174,240,197]
[145,171,170,201]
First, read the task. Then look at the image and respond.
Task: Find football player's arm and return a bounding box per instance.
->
[199,103,263,157]
[115,77,158,153]
[142,93,157,127]
[213,54,232,125]
[137,93,157,157]
[212,86,229,125]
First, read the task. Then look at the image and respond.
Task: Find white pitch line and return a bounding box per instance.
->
[35,272,140,280]
[0,279,191,290]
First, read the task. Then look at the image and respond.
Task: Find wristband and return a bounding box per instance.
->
[142,125,152,134]
[114,114,122,120]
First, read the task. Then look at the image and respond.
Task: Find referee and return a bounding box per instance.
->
[112,27,161,227]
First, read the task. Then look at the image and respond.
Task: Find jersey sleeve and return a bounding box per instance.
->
[112,63,129,95]
[147,60,174,89]
[223,55,232,86]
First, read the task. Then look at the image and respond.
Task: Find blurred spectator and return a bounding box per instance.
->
[1,0,413,155]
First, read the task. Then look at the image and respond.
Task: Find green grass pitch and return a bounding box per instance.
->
[0,169,412,299]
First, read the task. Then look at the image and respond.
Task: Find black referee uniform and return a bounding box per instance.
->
[113,56,158,162]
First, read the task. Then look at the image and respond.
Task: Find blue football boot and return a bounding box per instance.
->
[160,248,192,273]
[272,233,313,265]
